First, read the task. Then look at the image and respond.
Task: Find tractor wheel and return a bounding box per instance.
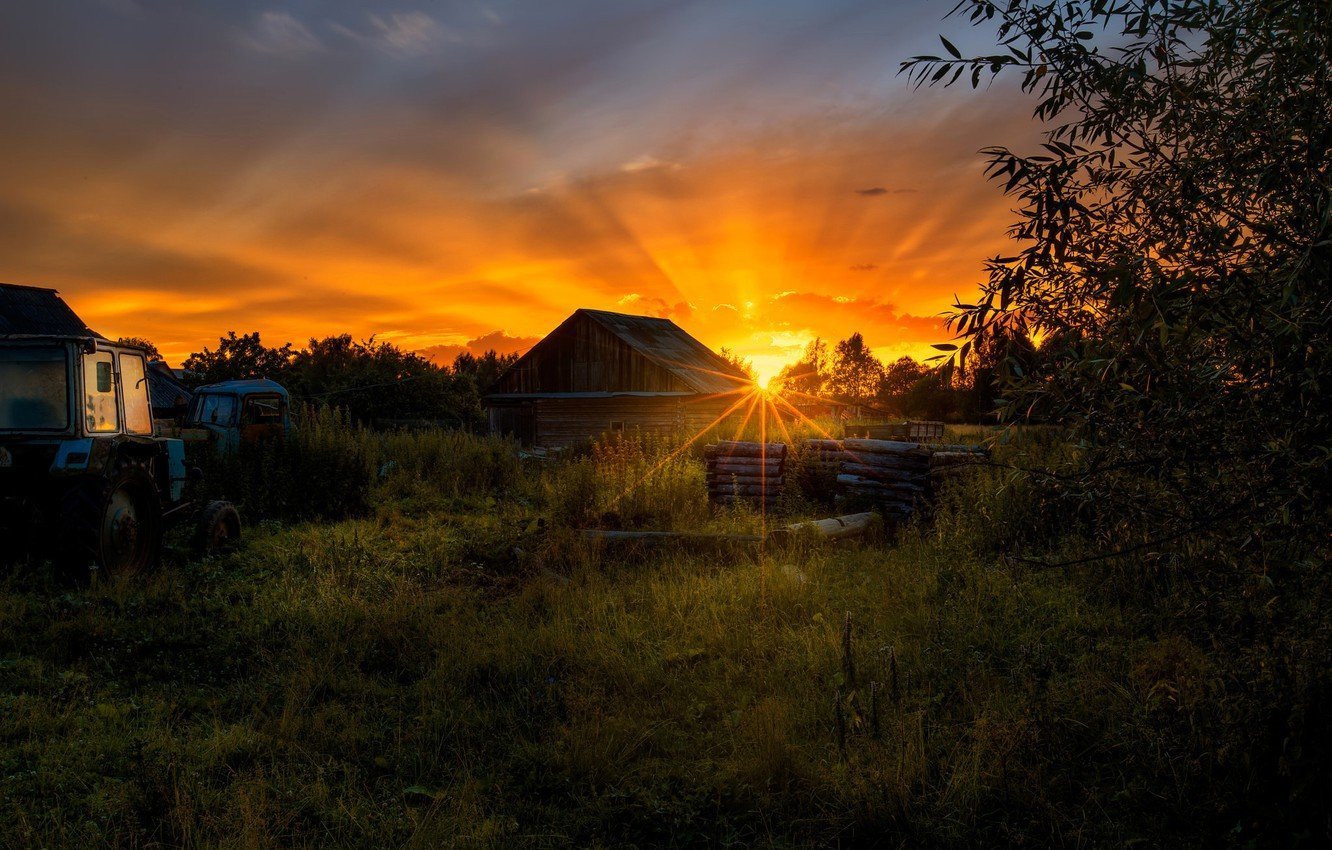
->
[194,500,241,556]
[57,463,163,581]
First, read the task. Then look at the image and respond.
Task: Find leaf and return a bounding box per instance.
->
[941,35,962,58]
[931,343,959,351]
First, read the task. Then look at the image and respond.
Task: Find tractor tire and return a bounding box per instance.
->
[194,500,241,556]
[56,462,163,582]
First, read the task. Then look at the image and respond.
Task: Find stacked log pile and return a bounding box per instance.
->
[705,441,787,508]
[800,438,988,519]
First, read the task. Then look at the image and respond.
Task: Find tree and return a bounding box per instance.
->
[717,347,755,380]
[182,331,292,387]
[878,356,929,406]
[285,335,480,426]
[905,2,1332,836]
[775,337,830,397]
[903,0,1330,548]
[115,336,162,361]
[452,349,520,392]
[827,333,884,404]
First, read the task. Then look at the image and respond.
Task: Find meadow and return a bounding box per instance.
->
[0,416,1290,847]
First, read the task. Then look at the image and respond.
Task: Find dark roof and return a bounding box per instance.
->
[0,283,101,338]
[146,361,192,414]
[197,378,290,398]
[576,309,751,394]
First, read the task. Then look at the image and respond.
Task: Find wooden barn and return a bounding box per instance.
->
[484,308,753,448]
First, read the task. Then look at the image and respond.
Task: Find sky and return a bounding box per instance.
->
[0,0,1039,383]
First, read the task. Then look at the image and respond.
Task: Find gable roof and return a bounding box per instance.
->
[575,309,750,394]
[0,283,101,338]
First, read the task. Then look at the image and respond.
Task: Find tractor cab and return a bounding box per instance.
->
[1,284,240,577]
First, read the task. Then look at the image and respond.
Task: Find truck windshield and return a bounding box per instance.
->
[0,346,69,430]
[191,393,237,426]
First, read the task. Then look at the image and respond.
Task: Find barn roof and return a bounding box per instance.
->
[576,309,750,394]
[0,283,101,338]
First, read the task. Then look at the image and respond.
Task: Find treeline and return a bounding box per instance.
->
[174,331,518,427]
[772,329,1040,422]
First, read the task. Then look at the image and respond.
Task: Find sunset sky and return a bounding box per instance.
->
[0,0,1039,383]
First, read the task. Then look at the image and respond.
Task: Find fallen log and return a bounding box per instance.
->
[581,529,765,543]
[772,512,880,542]
[839,464,927,483]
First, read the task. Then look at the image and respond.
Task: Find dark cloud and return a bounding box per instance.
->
[855,187,917,196]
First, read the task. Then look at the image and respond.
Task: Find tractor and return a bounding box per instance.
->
[0,285,240,579]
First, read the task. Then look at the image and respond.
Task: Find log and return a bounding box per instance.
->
[841,455,929,471]
[841,439,929,457]
[837,474,925,493]
[772,512,880,542]
[841,458,927,479]
[709,460,784,474]
[707,475,786,486]
[706,441,787,458]
[839,464,927,482]
[581,529,765,543]
[932,444,987,455]
[802,439,844,451]
[708,484,781,496]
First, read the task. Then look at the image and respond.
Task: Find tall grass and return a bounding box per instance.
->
[2,420,1308,846]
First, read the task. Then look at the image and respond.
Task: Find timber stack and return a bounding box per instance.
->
[802,438,988,520]
[705,441,787,508]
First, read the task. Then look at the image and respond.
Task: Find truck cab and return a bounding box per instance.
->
[185,379,293,453]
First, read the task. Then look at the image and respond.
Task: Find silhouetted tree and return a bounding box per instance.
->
[775,337,830,397]
[115,336,162,361]
[285,335,479,426]
[827,333,884,404]
[452,350,520,392]
[182,331,293,387]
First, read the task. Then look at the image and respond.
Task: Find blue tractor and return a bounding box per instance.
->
[0,284,240,578]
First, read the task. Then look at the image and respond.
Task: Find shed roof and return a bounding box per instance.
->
[0,283,101,338]
[575,309,751,395]
[146,361,193,414]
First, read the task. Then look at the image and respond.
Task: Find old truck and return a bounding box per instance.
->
[0,284,240,578]
[174,378,293,453]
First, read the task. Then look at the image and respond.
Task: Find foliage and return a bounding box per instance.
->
[717,346,755,380]
[451,349,520,393]
[195,405,374,521]
[183,331,482,427]
[113,336,162,361]
[284,335,481,428]
[825,332,883,404]
[182,331,293,387]
[774,337,830,397]
[3,427,1315,847]
[902,0,1332,555]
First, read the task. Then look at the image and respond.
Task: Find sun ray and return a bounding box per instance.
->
[606,386,762,509]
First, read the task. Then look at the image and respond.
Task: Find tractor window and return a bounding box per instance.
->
[119,353,153,435]
[192,394,237,426]
[241,395,283,425]
[0,346,69,431]
[83,351,119,433]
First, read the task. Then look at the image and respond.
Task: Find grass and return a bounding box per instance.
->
[0,424,1309,846]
